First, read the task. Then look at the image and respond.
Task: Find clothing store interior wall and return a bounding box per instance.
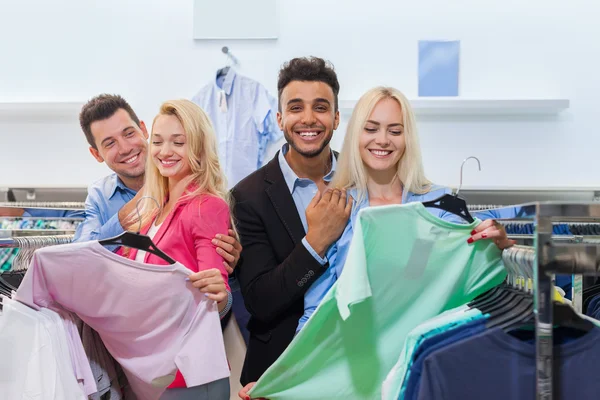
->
[0,0,596,188]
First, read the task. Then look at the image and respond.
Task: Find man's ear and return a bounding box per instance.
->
[89,147,104,163]
[333,110,340,130]
[277,111,284,131]
[139,120,149,140]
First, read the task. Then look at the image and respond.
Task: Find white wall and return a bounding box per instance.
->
[0,0,597,188]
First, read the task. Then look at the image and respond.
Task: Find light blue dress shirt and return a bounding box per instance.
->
[297,185,475,333]
[192,68,282,189]
[72,173,137,242]
[278,144,338,266]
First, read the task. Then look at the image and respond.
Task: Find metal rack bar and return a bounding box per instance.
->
[482,201,600,399]
[0,229,76,238]
[535,210,554,400]
[0,235,74,248]
[0,216,83,221]
[0,201,84,209]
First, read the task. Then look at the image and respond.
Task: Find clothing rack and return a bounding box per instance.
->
[468,204,506,211]
[0,235,74,248]
[0,216,83,221]
[0,235,74,272]
[0,201,85,209]
[491,201,600,400]
[0,229,76,238]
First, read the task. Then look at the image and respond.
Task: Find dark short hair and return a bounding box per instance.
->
[79,94,141,149]
[277,57,340,112]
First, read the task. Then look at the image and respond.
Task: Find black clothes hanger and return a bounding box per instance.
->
[422,194,474,223]
[99,233,175,264]
[216,66,230,79]
[422,156,480,224]
[99,196,175,265]
[0,274,17,293]
[502,302,594,333]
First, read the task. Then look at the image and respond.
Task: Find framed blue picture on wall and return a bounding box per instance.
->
[418,40,460,97]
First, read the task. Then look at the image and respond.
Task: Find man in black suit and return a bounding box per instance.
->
[232,57,352,386]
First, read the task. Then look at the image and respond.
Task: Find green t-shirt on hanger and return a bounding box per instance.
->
[250,202,506,400]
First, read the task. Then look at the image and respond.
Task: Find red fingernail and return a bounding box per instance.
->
[482,233,487,239]
[246,397,250,400]
[467,238,474,244]
[471,230,477,235]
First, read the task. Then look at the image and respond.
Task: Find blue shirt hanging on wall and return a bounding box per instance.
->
[192,69,282,188]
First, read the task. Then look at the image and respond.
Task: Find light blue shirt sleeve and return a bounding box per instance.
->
[301,237,328,265]
[73,189,124,243]
[297,243,339,333]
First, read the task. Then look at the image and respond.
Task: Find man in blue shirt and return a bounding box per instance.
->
[3,94,241,271]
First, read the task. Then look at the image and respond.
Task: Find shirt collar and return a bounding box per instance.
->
[278,143,337,194]
[108,174,137,199]
[214,68,236,96]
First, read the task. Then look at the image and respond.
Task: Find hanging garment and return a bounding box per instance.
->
[249,202,506,400]
[15,241,229,400]
[416,326,600,400]
[298,185,474,333]
[78,320,126,399]
[192,68,282,188]
[401,318,488,400]
[381,305,484,400]
[53,308,97,395]
[0,297,88,400]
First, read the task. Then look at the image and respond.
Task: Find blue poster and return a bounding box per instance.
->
[418,40,460,97]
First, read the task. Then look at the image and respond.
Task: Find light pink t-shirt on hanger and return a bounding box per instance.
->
[16,240,230,400]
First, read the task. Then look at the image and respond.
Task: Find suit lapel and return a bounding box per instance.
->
[264,153,305,245]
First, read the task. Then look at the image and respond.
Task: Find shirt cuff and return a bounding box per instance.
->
[302,237,328,266]
[219,290,233,319]
[97,213,125,241]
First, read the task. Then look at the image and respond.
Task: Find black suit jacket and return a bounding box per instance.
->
[231,151,336,385]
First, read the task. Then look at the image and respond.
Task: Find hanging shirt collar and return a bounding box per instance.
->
[215,68,236,96]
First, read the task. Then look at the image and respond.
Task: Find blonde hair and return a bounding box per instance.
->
[330,86,431,203]
[131,99,236,236]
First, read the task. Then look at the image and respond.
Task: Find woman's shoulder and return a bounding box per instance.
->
[408,184,451,201]
[182,193,228,208]
[179,194,230,219]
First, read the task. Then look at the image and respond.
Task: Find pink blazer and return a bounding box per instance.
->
[123,193,231,291]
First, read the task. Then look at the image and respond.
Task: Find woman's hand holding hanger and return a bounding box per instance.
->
[468,219,515,250]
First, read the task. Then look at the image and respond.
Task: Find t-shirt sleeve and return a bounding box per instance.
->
[189,197,231,291]
[335,211,372,320]
[14,252,50,310]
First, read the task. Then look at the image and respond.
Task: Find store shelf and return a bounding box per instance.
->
[339,98,570,116]
[0,101,84,120]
